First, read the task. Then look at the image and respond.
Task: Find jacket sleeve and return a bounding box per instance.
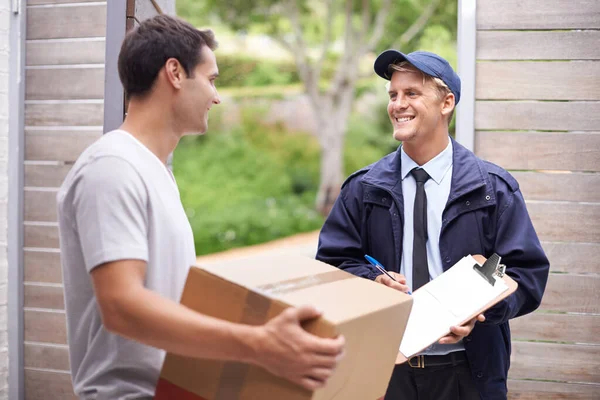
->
[316,181,381,281]
[484,187,550,325]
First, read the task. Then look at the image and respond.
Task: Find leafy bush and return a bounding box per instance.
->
[344,100,399,175]
[173,107,323,255]
[215,54,338,88]
[216,55,301,87]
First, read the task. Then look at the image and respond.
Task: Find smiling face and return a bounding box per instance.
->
[176,46,221,135]
[387,67,454,149]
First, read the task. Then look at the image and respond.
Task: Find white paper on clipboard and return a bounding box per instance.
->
[399,255,509,358]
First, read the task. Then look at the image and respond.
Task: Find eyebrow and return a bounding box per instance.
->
[388,86,421,94]
[210,72,219,79]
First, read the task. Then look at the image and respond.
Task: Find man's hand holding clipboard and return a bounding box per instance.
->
[435,254,487,346]
[394,254,518,364]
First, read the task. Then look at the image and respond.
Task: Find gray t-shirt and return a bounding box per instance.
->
[57,130,197,399]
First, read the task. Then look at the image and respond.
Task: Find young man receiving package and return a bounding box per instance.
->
[316,49,549,400]
[57,15,344,400]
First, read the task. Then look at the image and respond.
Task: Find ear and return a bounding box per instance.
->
[441,92,455,118]
[163,58,186,90]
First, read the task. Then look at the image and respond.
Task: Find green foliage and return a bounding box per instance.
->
[429,0,459,39]
[344,101,398,175]
[173,108,323,255]
[417,24,457,70]
[216,55,300,87]
[214,54,338,88]
[176,0,221,29]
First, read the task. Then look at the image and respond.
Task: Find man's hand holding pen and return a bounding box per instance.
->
[374,272,411,294]
[365,254,411,294]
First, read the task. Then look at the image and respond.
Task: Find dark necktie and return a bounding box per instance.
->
[411,168,431,290]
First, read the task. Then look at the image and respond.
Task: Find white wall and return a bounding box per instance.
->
[0,0,11,397]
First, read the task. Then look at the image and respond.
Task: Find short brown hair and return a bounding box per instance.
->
[118,15,217,98]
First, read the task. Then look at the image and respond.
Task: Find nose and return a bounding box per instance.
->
[392,94,408,111]
[213,90,221,105]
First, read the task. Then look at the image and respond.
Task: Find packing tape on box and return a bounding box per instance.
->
[213,269,354,399]
[214,290,270,400]
[257,269,355,296]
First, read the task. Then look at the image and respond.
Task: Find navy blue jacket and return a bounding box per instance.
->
[316,138,549,400]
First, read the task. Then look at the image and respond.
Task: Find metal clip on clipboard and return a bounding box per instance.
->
[473,253,506,286]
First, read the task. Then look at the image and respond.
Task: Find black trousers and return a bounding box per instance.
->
[384,352,481,400]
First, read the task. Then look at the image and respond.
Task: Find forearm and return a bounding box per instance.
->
[103,286,262,364]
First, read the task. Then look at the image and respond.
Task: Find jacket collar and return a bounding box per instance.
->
[361,137,494,203]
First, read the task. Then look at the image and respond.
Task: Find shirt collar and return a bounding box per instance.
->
[401,138,453,185]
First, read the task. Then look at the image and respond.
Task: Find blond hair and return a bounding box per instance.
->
[388,61,455,125]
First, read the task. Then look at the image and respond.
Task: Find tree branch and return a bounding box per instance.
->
[328,0,357,96]
[361,0,371,38]
[280,0,322,108]
[287,0,311,78]
[149,0,163,14]
[364,0,392,52]
[314,0,335,85]
[271,35,295,53]
[395,0,442,47]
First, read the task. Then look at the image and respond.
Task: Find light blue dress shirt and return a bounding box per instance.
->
[400,139,464,355]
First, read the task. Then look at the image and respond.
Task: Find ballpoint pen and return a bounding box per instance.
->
[364,254,412,295]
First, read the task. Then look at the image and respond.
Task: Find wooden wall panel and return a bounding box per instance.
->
[510,313,599,344]
[540,274,600,314]
[24,224,60,249]
[476,62,600,101]
[26,67,105,100]
[24,284,65,310]
[477,31,600,60]
[508,380,600,400]
[23,1,110,398]
[25,163,73,188]
[25,190,58,222]
[508,342,599,383]
[528,202,600,243]
[542,242,600,274]
[26,39,105,66]
[477,0,600,30]
[24,343,70,371]
[514,172,600,203]
[25,130,102,162]
[25,102,104,126]
[475,101,600,131]
[24,310,67,344]
[24,369,76,400]
[476,132,600,172]
[24,250,62,284]
[27,3,107,40]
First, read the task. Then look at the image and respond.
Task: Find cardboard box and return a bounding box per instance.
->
[154,254,412,400]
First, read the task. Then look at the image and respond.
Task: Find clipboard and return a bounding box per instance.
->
[395,253,518,364]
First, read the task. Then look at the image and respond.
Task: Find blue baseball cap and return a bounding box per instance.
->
[374,50,461,104]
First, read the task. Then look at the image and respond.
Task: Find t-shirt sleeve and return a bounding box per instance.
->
[72,156,149,272]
